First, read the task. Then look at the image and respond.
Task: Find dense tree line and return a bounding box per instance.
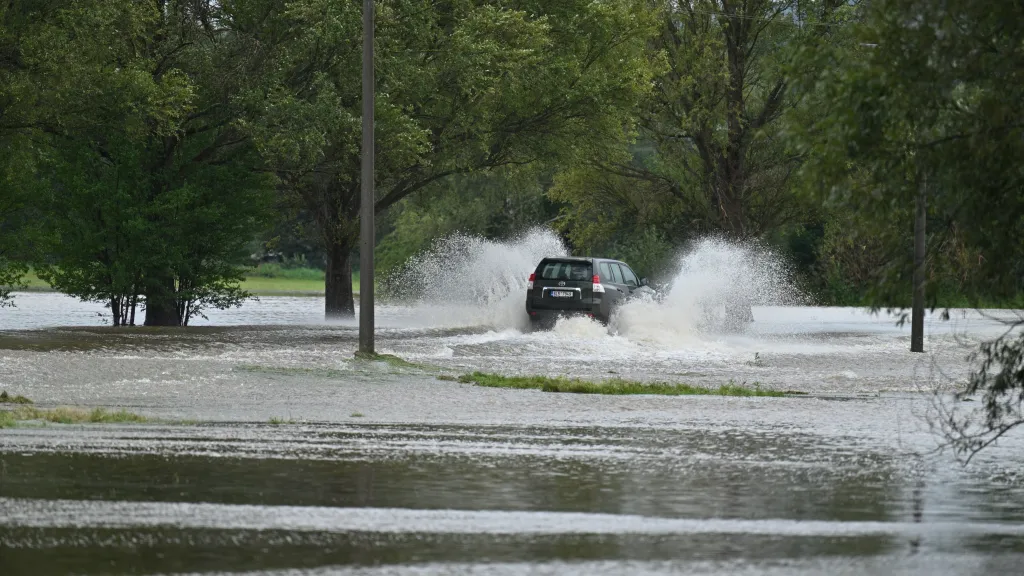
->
[0,0,659,320]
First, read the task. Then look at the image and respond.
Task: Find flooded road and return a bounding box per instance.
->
[2,292,1024,574]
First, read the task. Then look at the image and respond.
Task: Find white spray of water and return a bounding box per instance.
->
[386,231,799,345]
[384,228,567,329]
[612,238,799,344]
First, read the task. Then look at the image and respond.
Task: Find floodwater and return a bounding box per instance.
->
[2,287,1024,574]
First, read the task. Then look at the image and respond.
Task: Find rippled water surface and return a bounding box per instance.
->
[1,293,1023,575]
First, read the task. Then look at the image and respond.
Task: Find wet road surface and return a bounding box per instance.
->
[1,294,1023,574]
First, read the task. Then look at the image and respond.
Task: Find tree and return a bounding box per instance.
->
[243,0,660,318]
[0,0,90,306]
[5,1,276,326]
[0,144,37,307]
[791,0,1024,458]
[551,0,852,253]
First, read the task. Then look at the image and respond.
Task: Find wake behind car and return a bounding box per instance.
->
[525,257,647,328]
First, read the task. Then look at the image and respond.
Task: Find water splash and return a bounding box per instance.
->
[383,228,567,329]
[611,238,799,343]
[385,231,798,341]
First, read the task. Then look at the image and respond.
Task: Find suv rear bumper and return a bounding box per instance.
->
[526,307,607,325]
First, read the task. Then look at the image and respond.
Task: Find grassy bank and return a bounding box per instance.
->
[247,264,367,295]
[453,372,790,397]
[19,271,50,290]
[0,405,148,428]
[0,390,33,404]
[12,267,357,296]
[241,275,331,295]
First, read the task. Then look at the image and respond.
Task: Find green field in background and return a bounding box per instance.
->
[15,269,356,296]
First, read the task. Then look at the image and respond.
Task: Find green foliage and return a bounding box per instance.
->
[2,1,276,325]
[243,0,662,315]
[549,158,694,259]
[791,0,1024,308]
[3,0,1019,333]
[376,170,557,274]
[791,0,1024,456]
[255,212,326,272]
[0,391,32,404]
[0,154,35,305]
[249,264,325,282]
[457,372,788,397]
[0,241,27,307]
[2,405,148,425]
[550,1,847,273]
[602,228,675,281]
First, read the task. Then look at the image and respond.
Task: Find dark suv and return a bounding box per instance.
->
[525,257,647,327]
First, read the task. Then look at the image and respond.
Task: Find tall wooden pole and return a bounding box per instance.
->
[911,178,926,353]
[359,0,375,354]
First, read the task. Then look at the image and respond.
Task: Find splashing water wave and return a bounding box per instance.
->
[386,232,799,345]
[383,228,567,330]
[612,238,800,344]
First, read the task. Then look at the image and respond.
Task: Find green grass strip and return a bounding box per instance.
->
[10,268,354,297]
[0,406,148,427]
[0,391,33,404]
[456,372,789,397]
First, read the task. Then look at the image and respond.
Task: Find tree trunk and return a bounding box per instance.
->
[326,236,356,319]
[111,297,122,327]
[721,4,748,239]
[144,276,181,326]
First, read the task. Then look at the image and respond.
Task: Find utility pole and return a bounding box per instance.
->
[359,0,375,355]
[911,177,926,353]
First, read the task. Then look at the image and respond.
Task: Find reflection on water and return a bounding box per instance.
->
[0,427,903,521]
[0,528,903,575]
[1,423,1023,574]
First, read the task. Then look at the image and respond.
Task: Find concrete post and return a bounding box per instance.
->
[359,0,375,355]
[911,178,926,353]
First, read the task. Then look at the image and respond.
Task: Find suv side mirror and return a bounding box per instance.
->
[640,278,649,287]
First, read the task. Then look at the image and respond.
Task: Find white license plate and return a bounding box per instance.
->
[550,290,574,298]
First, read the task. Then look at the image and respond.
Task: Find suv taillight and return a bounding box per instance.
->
[592,274,605,293]
[527,273,535,290]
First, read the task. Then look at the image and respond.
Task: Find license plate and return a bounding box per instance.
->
[550,290,574,298]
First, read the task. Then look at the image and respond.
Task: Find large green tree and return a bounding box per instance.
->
[1,0,148,307]
[0,146,36,307]
[2,1,276,325]
[792,0,1024,458]
[243,0,660,317]
[0,0,98,306]
[550,0,852,256]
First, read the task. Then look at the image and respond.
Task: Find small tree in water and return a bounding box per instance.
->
[18,1,275,326]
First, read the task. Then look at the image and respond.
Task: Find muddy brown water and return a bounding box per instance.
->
[1,294,1023,575]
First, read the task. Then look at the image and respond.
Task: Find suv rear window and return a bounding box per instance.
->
[539,261,592,281]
